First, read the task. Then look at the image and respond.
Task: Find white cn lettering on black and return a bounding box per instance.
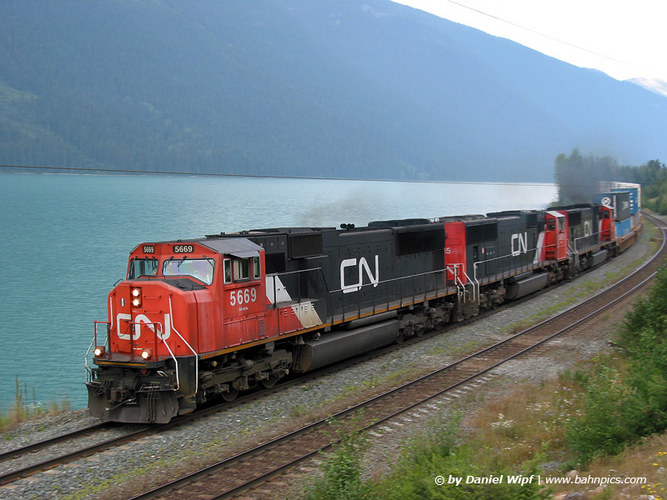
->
[511,232,528,257]
[340,255,379,294]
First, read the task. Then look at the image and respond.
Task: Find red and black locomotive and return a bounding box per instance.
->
[86,191,640,423]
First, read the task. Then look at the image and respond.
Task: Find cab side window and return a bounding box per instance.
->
[234,258,250,281]
[224,259,232,284]
[224,256,261,283]
[253,256,260,279]
[128,258,159,279]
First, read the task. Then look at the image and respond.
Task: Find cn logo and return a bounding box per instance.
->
[116,313,171,340]
[511,232,528,257]
[340,255,380,294]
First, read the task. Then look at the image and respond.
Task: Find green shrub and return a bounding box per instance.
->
[302,419,371,500]
[567,267,667,465]
[374,414,551,500]
[566,365,641,463]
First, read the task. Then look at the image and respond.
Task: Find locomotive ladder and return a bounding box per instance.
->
[447,265,477,311]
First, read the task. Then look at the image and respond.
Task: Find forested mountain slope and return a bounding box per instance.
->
[1,0,665,181]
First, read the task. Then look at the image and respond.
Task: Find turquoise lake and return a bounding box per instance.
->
[0,173,556,412]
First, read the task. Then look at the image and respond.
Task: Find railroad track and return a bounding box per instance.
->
[0,273,553,484]
[0,422,155,486]
[131,214,665,499]
[3,214,663,494]
[0,381,310,487]
[0,335,438,487]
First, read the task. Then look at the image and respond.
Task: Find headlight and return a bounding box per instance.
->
[141,349,152,360]
[94,346,105,357]
[130,287,142,307]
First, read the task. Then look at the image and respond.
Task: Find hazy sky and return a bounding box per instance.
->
[391,0,667,84]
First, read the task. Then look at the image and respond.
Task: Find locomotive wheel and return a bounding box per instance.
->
[222,389,239,402]
[261,376,278,389]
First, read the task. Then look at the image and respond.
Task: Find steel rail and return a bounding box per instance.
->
[0,423,109,463]
[0,424,157,486]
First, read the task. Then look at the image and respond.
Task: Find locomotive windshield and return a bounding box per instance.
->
[128,258,159,279]
[163,258,216,285]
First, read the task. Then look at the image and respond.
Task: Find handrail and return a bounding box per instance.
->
[272,266,453,323]
[326,267,448,324]
[266,266,323,278]
[461,267,478,303]
[470,242,565,281]
[86,321,110,382]
[446,264,465,292]
[573,231,604,254]
[328,268,446,295]
[267,267,326,301]
[267,267,328,332]
[471,243,556,267]
[158,324,181,392]
[84,338,95,382]
[129,320,164,363]
[169,296,199,398]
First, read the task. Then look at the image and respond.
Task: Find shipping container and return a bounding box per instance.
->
[615,218,632,238]
[612,187,639,214]
[599,181,641,213]
[594,191,632,221]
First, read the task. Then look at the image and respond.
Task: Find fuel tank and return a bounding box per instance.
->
[505,273,548,300]
[296,320,399,372]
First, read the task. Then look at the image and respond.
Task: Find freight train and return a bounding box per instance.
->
[86,186,641,423]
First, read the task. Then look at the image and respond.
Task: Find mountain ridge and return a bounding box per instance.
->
[0,0,665,182]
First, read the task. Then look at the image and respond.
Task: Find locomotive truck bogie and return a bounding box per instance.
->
[197,346,292,402]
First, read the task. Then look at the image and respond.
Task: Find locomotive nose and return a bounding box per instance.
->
[108,282,168,359]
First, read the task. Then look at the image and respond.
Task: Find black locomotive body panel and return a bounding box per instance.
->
[322,224,446,321]
[239,223,447,324]
[464,211,541,283]
[550,204,599,254]
[565,205,597,253]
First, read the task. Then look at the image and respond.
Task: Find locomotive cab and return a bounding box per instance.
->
[218,246,268,346]
[544,211,569,261]
[106,242,221,361]
[599,205,616,242]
